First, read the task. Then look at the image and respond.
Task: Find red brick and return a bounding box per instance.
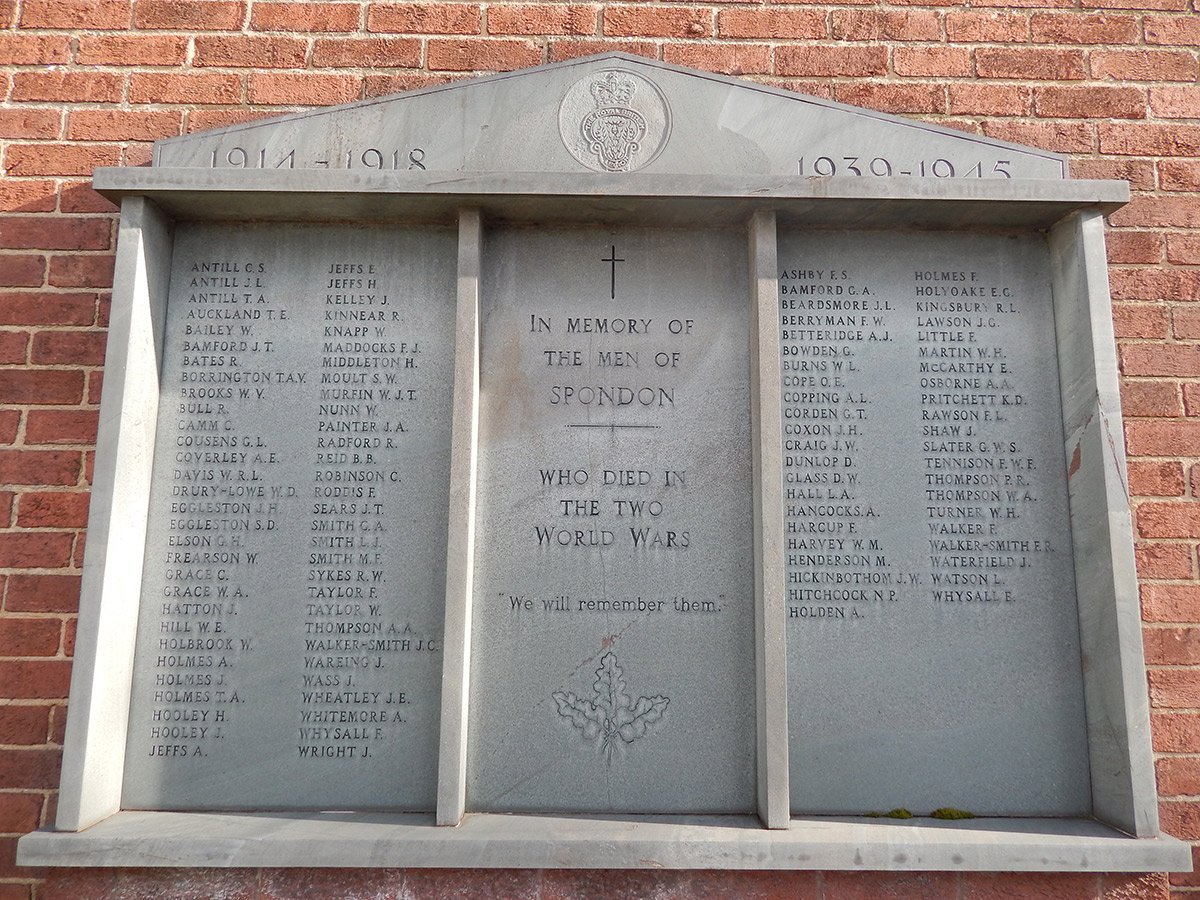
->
[717,8,823,38]
[367,3,480,34]
[1101,122,1200,157]
[0,793,42,833]
[427,38,541,71]
[1145,14,1200,45]
[11,71,123,104]
[0,370,83,405]
[134,0,244,29]
[961,872,1100,899]
[19,0,130,28]
[1129,460,1186,496]
[664,43,771,76]
[0,616,62,656]
[66,110,180,145]
[1034,85,1145,119]
[193,35,309,68]
[945,11,1029,42]
[1136,542,1195,579]
[1146,627,1200,667]
[604,6,710,37]
[1158,756,1200,795]
[1175,307,1200,339]
[1070,157,1155,189]
[970,0,1073,8]
[130,72,244,105]
[548,39,657,62]
[1099,873,1168,899]
[1166,236,1200,267]
[976,47,1086,79]
[1142,667,1200,710]
[75,33,187,65]
[187,108,278,131]
[981,120,1094,153]
[0,110,63,142]
[311,37,422,67]
[777,45,888,77]
[890,46,969,77]
[29,331,102,367]
[1091,49,1198,81]
[0,705,50,745]
[947,84,1031,115]
[25,410,99,445]
[4,144,121,179]
[16,491,91,529]
[1149,86,1200,119]
[59,183,118,214]
[0,532,75,567]
[1126,420,1200,456]
[1123,382,1183,419]
[1112,267,1200,301]
[0,747,61,787]
[0,34,71,64]
[87,370,103,404]
[251,2,360,32]
[0,256,46,289]
[0,330,27,367]
[830,8,940,40]
[1144,584,1200,622]
[822,872,957,899]
[1106,232,1162,265]
[0,291,97,324]
[488,5,598,35]
[834,83,946,114]
[1030,11,1138,42]
[1153,712,1200,750]
[0,409,19,443]
[362,72,464,97]
[1139,503,1200,540]
[1122,345,1200,378]
[1160,801,1200,840]
[247,72,361,104]
[1187,385,1200,417]
[1110,197,1200,229]
[5,574,81,613]
[1160,161,1200,192]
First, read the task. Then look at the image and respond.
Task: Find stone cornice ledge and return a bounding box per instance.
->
[18,812,1191,871]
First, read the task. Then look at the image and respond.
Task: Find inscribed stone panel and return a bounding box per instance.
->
[123,224,455,810]
[467,226,755,814]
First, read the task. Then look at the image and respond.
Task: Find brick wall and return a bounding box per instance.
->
[0,0,1196,897]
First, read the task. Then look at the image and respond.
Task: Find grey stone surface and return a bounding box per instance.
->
[779,230,1089,816]
[28,55,1180,873]
[91,169,1129,230]
[18,810,1192,871]
[1050,211,1159,837]
[121,224,456,810]
[466,226,755,814]
[151,55,1065,180]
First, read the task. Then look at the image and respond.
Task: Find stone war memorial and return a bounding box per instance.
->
[16,54,1192,873]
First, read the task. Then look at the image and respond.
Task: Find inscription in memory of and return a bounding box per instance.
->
[466,226,755,814]
[122,224,455,810]
[779,231,1090,816]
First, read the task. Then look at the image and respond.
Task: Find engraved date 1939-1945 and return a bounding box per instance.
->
[798,155,1013,179]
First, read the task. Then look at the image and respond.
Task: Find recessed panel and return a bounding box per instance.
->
[122,224,455,810]
[467,226,755,813]
[779,230,1091,816]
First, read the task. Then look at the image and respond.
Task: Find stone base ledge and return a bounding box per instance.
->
[18,812,1192,872]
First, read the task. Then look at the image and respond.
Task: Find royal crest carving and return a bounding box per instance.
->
[559,69,671,173]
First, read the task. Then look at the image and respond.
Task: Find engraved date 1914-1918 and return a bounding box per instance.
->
[799,156,1013,178]
[553,652,669,765]
[208,146,427,170]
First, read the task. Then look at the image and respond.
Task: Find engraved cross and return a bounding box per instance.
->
[602,245,624,300]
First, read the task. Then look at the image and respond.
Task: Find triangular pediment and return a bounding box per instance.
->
[155,53,1065,179]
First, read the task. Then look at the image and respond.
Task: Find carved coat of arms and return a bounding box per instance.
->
[559,69,671,173]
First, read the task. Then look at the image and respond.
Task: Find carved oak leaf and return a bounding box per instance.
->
[553,652,669,764]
